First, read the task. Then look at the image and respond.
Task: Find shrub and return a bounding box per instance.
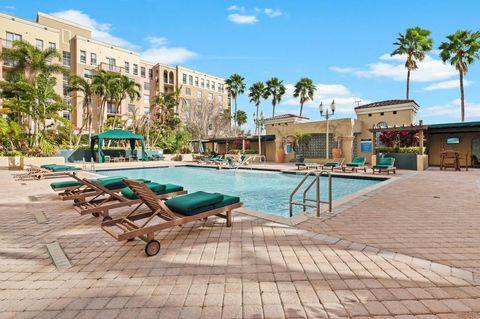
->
[377,146,423,154]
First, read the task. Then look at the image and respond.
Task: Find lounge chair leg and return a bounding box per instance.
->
[226,211,232,227]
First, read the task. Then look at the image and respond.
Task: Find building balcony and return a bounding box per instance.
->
[97,62,125,74]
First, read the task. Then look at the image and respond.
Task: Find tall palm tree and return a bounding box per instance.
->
[0,40,67,82]
[439,30,480,122]
[69,75,93,144]
[111,75,141,130]
[91,70,118,132]
[265,77,286,118]
[293,78,316,117]
[391,27,433,100]
[248,81,266,135]
[225,73,245,135]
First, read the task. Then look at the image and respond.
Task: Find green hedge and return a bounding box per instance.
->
[377,146,424,154]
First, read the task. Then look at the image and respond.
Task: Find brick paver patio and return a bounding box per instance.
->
[0,168,479,318]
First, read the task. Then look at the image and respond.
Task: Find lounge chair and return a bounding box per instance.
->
[101,179,242,256]
[295,155,320,170]
[73,178,186,221]
[342,157,367,173]
[372,157,396,174]
[15,164,80,180]
[319,158,344,171]
[54,176,150,202]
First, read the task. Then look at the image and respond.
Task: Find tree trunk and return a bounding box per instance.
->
[406,69,411,100]
[272,102,276,118]
[299,102,304,117]
[459,70,465,122]
[233,97,238,136]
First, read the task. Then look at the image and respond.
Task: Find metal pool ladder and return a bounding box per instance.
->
[289,170,332,217]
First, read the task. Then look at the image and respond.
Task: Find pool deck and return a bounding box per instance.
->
[0,164,479,318]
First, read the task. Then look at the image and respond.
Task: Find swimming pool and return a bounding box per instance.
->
[99,166,383,217]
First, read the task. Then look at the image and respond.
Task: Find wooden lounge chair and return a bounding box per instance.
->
[372,157,396,174]
[342,157,367,173]
[15,164,80,180]
[295,155,320,170]
[74,178,186,221]
[319,158,344,171]
[101,179,243,256]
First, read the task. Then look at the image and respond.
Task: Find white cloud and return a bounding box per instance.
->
[279,83,369,115]
[331,53,457,83]
[422,99,480,119]
[423,79,470,91]
[264,8,282,18]
[50,10,138,50]
[227,5,245,12]
[141,37,197,65]
[228,13,258,24]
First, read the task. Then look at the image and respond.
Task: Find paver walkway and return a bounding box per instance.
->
[0,168,479,318]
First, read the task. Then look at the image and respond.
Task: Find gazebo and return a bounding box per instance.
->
[91,130,148,163]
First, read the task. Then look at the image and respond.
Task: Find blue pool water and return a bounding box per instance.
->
[99,166,382,217]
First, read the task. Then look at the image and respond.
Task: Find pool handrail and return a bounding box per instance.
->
[289,170,332,217]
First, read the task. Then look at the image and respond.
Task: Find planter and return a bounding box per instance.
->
[380,153,417,170]
[0,156,22,169]
[332,148,342,159]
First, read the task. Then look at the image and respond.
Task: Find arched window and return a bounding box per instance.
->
[169,71,174,84]
[163,70,168,83]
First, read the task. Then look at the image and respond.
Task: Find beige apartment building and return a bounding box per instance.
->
[0,11,229,134]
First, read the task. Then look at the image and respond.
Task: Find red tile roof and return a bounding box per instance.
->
[264,113,310,121]
[355,99,419,110]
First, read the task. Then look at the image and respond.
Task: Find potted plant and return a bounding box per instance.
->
[332,136,342,158]
[294,132,312,163]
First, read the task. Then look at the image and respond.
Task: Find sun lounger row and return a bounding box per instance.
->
[14,164,81,180]
[296,157,396,174]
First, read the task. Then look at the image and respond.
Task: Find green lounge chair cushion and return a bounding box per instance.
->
[121,182,168,199]
[96,177,150,190]
[212,193,240,209]
[374,165,392,169]
[324,162,340,167]
[346,163,362,167]
[49,165,80,172]
[50,180,82,189]
[377,157,394,166]
[41,164,62,169]
[346,157,366,167]
[165,191,224,216]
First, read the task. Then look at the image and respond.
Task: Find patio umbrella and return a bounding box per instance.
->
[199,141,205,154]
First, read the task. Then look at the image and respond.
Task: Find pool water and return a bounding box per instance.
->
[99,166,382,217]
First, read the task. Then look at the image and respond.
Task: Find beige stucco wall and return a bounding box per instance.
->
[265,118,355,163]
[427,133,478,166]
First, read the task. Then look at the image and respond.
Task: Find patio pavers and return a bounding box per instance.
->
[0,168,479,318]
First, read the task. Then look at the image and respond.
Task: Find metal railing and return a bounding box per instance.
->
[235,154,267,170]
[289,170,332,217]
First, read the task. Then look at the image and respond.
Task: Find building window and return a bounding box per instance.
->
[63,111,70,120]
[107,103,118,114]
[144,94,150,105]
[144,106,150,115]
[80,50,86,63]
[206,80,210,89]
[393,111,397,115]
[63,51,71,67]
[106,57,116,67]
[141,67,146,78]
[91,53,97,66]
[48,42,56,49]
[5,32,22,48]
[200,78,204,88]
[380,112,384,116]
[128,104,136,113]
[212,81,215,91]
[185,99,191,108]
[144,82,150,90]
[182,73,187,84]
[35,39,43,50]
[219,84,224,93]
[218,95,223,103]
[133,64,138,75]
[84,69,93,79]
[185,87,191,96]
[124,62,130,73]
[208,93,213,101]
[189,75,193,85]
[195,77,199,87]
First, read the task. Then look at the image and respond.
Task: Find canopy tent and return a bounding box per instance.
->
[91,130,148,163]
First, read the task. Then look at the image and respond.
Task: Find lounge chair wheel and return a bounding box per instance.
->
[102,216,112,222]
[145,240,161,257]
[92,212,100,217]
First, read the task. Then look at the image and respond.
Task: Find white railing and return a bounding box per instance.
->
[289,170,332,217]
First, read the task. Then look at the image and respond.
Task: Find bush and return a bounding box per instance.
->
[377,146,423,154]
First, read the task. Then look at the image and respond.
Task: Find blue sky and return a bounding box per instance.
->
[3,0,480,128]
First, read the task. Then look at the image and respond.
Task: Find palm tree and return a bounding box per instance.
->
[111,75,141,130]
[225,73,245,135]
[265,77,286,118]
[91,70,118,132]
[248,81,266,135]
[293,78,316,117]
[439,30,480,122]
[0,40,67,82]
[234,110,247,132]
[391,27,433,99]
[69,75,93,144]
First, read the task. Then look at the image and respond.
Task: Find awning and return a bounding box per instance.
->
[91,130,148,163]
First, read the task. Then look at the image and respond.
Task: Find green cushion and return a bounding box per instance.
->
[324,162,340,167]
[96,177,150,190]
[378,157,394,166]
[374,165,392,169]
[346,163,362,167]
[41,164,61,169]
[212,193,240,209]
[121,182,165,199]
[49,165,80,172]
[50,180,82,189]
[165,191,224,216]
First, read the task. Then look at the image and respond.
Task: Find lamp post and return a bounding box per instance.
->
[319,100,336,160]
[253,111,265,159]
